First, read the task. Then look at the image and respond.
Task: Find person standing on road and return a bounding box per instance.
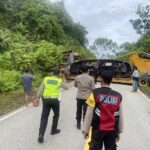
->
[22,68,35,107]
[74,66,95,129]
[36,70,68,143]
[64,64,70,79]
[132,67,139,92]
[83,71,123,150]
[92,63,99,84]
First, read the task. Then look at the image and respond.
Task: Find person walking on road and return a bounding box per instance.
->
[36,70,68,143]
[83,71,123,150]
[22,68,35,107]
[132,67,139,92]
[74,66,95,129]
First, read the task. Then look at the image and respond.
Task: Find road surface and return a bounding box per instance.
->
[0,84,150,150]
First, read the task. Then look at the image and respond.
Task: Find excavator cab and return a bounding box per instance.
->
[130,52,150,86]
[59,51,81,76]
[62,51,81,64]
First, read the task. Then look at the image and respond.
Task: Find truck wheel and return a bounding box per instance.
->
[139,79,148,86]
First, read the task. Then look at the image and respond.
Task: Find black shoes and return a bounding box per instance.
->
[51,129,61,135]
[38,135,44,143]
[38,129,60,143]
[77,122,81,129]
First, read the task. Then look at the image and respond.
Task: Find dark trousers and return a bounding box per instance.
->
[89,129,117,150]
[76,98,87,123]
[39,98,60,137]
[94,74,98,84]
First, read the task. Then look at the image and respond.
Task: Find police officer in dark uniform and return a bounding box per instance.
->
[83,71,123,150]
[36,70,68,143]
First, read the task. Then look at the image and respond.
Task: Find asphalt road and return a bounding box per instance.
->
[0,84,150,150]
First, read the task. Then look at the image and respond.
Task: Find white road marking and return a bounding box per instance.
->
[0,106,27,122]
[0,97,39,122]
[0,87,150,123]
[138,89,150,102]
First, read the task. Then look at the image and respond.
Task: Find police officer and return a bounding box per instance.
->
[36,70,68,143]
[83,71,123,150]
[74,66,95,129]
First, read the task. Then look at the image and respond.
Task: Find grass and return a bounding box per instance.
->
[0,90,24,116]
[139,86,150,98]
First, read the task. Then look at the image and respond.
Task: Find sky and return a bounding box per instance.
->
[51,0,150,46]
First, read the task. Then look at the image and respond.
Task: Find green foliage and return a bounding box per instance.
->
[0,0,94,94]
[54,2,88,47]
[0,70,21,93]
[115,42,136,61]
[130,5,150,34]
[33,71,43,88]
[0,52,12,70]
[119,42,136,53]
[136,31,150,53]
[36,41,63,70]
[0,29,12,52]
[117,5,150,61]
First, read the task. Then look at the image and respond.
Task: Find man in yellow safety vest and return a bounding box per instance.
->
[36,70,68,143]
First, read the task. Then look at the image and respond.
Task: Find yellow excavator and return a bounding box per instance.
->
[129,52,150,86]
[116,52,150,86]
[59,50,81,73]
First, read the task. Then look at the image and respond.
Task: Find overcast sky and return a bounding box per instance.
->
[52,0,150,46]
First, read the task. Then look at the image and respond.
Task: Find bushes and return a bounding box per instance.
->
[0,52,13,70]
[0,70,21,93]
[36,41,64,70]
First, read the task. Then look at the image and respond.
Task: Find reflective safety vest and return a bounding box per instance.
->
[43,76,62,98]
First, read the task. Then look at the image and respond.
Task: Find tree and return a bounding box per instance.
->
[136,30,150,53]
[130,4,150,34]
[0,29,12,52]
[54,1,88,47]
[0,0,94,94]
[89,38,118,58]
[119,42,136,52]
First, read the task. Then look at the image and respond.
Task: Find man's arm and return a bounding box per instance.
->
[119,104,123,133]
[36,81,44,99]
[83,106,94,139]
[116,103,123,142]
[83,92,95,139]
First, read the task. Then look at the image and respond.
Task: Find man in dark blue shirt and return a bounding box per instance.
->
[22,68,35,107]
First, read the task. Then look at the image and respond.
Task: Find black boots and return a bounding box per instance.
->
[38,129,61,143]
[51,129,61,135]
[38,135,44,143]
[77,122,81,129]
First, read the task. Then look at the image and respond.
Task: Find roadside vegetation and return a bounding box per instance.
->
[116,4,150,97]
[140,86,150,99]
[0,0,95,116]
[0,1,149,115]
